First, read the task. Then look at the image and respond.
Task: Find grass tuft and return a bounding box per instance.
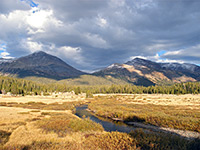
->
[0,130,11,146]
[84,132,137,150]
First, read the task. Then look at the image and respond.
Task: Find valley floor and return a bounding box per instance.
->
[89,94,200,132]
[0,93,199,149]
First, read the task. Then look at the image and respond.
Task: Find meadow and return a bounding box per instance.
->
[0,93,199,149]
[89,94,200,132]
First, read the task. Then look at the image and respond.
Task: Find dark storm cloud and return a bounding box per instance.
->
[1,0,200,71]
[36,0,109,21]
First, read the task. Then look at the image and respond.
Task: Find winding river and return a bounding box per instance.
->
[75,105,200,139]
[75,105,136,133]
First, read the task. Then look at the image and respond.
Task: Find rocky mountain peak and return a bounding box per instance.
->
[125,58,160,70]
[95,57,200,86]
[0,51,86,80]
[126,58,154,65]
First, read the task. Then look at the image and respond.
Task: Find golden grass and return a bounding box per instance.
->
[94,94,200,106]
[3,119,137,150]
[0,101,85,111]
[0,94,200,149]
[0,106,75,130]
[1,109,85,149]
[0,107,41,132]
[0,104,104,149]
[37,113,104,137]
[4,121,84,149]
[89,95,200,132]
[83,132,137,150]
[0,93,86,104]
[2,111,105,150]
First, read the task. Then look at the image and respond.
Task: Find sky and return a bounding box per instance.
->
[0,0,200,72]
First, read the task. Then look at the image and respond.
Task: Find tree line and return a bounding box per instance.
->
[1,76,200,95]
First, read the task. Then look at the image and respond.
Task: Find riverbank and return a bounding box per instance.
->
[86,106,200,139]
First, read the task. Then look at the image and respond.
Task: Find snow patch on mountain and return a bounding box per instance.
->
[161,63,197,72]
[107,63,123,69]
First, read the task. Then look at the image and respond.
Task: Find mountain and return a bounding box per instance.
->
[94,58,200,86]
[0,51,85,80]
[1,52,200,86]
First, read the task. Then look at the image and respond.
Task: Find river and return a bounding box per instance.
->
[75,105,136,133]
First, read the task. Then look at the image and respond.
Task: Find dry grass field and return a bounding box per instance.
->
[0,94,199,149]
[89,94,200,132]
[94,94,200,106]
[0,94,87,149]
[0,93,86,104]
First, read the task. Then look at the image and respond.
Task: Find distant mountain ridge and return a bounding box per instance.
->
[0,51,200,86]
[94,58,200,86]
[0,58,14,64]
[0,51,85,80]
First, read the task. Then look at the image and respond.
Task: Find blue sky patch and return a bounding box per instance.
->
[20,0,39,8]
[0,50,5,54]
[157,50,167,56]
[0,43,6,51]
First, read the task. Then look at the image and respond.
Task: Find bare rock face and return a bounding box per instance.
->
[94,58,200,86]
[0,51,85,80]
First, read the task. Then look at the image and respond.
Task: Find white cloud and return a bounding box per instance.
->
[26,9,51,29]
[25,40,43,53]
[26,8,62,29]
[130,52,184,64]
[55,46,88,66]
[1,0,200,70]
[97,17,107,27]
[85,33,109,49]
[161,44,200,64]
[163,50,182,56]
[1,52,9,57]
[130,56,147,60]
[0,51,14,59]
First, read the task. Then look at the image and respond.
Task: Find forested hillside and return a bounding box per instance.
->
[1,76,200,96]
